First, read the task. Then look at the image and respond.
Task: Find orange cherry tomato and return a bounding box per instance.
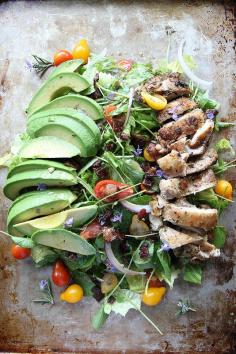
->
[104,104,117,126]
[53,50,73,66]
[72,39,90,63]
[52,260,70,287]
[117,59,133,71]
[94,180,133,202]
[142,287,166,306]
[11,244,31,259]
[60,284,83,303]
[215,180,233,200]
[80,219,102,239]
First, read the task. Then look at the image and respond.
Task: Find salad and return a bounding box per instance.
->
[0,39,235,333]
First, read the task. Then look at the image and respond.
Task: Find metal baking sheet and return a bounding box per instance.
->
[0,0,235,352]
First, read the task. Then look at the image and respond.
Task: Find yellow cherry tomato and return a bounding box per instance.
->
[60,284,83,303]
[215,180,233,200]
[142,287,166,306]
[141,92,167,110]
[72,39,90,63]
[144,147,155,162]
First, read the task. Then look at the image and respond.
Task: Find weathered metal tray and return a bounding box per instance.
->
[0,0,235,352]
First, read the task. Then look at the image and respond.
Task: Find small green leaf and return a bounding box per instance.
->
[72,271,95,296]
[11,236,34,248]
[212,226,227,248]
[91,304,109,330]
[215,138,234,153]
[126,274,146,292]
[183,264,202,285]
[105,289,141,316]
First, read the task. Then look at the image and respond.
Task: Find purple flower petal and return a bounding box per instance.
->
[111,212,123,223]
[105,257,118,273]
[133,145,143,157]
[39,279,48,291]
[25,59,33,71]
[172,113,179,121]
[64,217,74,228]
[156,169,164,178]
[160,242,171,252]
[37,183,47,191]
[206,112,215,120]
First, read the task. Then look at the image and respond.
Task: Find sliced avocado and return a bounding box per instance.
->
[8,159,76,178]
[4,168,78,200]
[26,72,90,115]
[14,205,97,236]
[31,244,58,268]
[27,116,97,157]
[7,189,77,235]
[28,108,101,146]
[19,136,80,158]
[48,59,83,79]
[29,94,103,120]
[32,229,96,255]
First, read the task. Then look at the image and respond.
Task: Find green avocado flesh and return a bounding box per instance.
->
[4,168,78,200]
[48,59,83,79]
[7,189,77,235]
[19,136,81,158]
[27,116,97,157]
[8,159,76,178]
[27,108,101,145]
[29,94,104,120]
[26,72,90,115]
[32,229,96,255]
[14,205,97,236]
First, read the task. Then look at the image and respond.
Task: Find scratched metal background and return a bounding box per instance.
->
[0,0,235,353]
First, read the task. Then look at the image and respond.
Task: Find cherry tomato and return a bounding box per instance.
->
[143,147,155,162]
[94,180,133,202]
[142,287,166,306]
[52,260,70,287]
[146,274,163,288]
[215,180,233,200]
[80,219,102,239]
[11,244,31,259]
[60,284,83,303]
[117,59,133,71]
[72,39,90,63]
[104,104,116,126]
[53,50,73,66]
[101,273,118,294]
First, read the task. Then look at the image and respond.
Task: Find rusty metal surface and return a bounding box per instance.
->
[0,0,235,352]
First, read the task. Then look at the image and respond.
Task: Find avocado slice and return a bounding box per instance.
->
[19,136,80,158]
[32,229,96,255]
[26,72,90,115]
[14,205,97,236]
[8,159,76,178]
[7,189,77,235]
[29,94,103,120]
[28,108,101,146]
[48,59,83,79]
[27,116,97,157]
[4,168,78,200]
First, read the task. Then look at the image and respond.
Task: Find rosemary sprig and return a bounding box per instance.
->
[32,55,54,77]
[33,279,54,305]
[176,299,196,316]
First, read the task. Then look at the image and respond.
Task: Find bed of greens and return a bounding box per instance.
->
[0,39,235,333]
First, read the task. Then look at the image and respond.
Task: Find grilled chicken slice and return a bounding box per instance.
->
[157,150,189,177]
[185,144,206,156]
[157,97,197,123]
[150,195,167,216]
[174,240,220,261]
[186,148,218,175]
[169,137,187,152]
[159,169,216,200]
[163,203,218,229]
[189,119,214,148]
[159,226,203,249]
[141,72,192,101]
[158,109,205,145]
[149,214,163,231]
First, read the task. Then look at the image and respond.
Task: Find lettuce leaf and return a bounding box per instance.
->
[183,264,202,285]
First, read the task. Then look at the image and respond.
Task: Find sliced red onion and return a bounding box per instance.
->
[178,40,212,91]
[105,242,145,276]
[120,200,152,213]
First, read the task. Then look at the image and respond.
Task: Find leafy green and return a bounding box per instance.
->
[132,110,159,132]
[80,169,99,189]
[193,90,220,110]
[212,159,236,176]
[111,206,133,233]
[153,247,172,282]
[72,271,95,296]
[98,72,118,89]
[157,55,197,74]
[215,138,234,154]
[129,195,152,205]
[31,245,58,268]
[126,274,146,292]
[212,226,227,249]
[61,253,96,271]
[183,264,202,285]
[77,176,97,197]
[91,303,109,330]
[214,117,235,132]
[188,188,229,214]
[133,241,154,270]
[122,63,153,87]
[104,289,141,316]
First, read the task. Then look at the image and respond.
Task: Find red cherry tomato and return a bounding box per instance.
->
[52,260,70,287]
[117,59,133,71]
[80,219,102,239]
[104,104,116,126]
[94,180,133,202]
[53,50,73,66]
[11,244,31,259]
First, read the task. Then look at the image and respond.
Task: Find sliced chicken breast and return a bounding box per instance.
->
[149,214,163,231]
[159,169,217,200]
[157,150,189,177]
[174,241,220,261]
[169,137,187,152]
[157,97,197,123]
[150,195,167,216]
[159,226,203,249]
[186,148,218,175]
[158,109,205,145]
[163,203,218,229]
[189,119,214,148]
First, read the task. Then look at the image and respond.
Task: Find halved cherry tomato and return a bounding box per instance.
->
[52,260,70,287]
[60,284,83,303]
[11,244,31,259]
[142,287,166,306]
[72,39,90,63]
[146,273,163,288]
[117,59,133,71]
[94,180,133,202]
[53,50,73,66]
[104,104,116,126]
[215,180,233,200]
[141,92,167,110]
[80,219,102,239]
